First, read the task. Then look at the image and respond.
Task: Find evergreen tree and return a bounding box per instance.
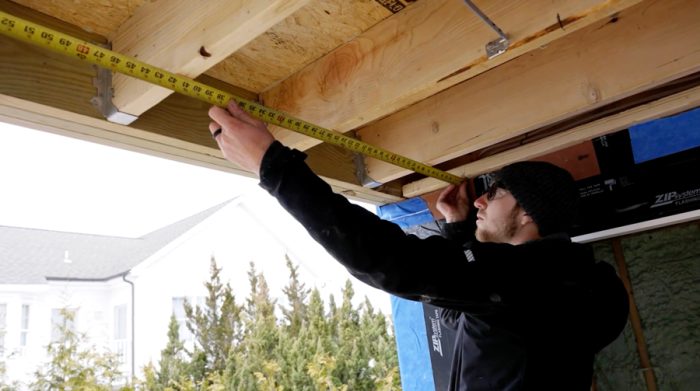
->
[139,257,402,390]
[360,298,401,390]
[332,280,370,389]
[226,263,280,390]
[184,257,242,381]
[280,256,309,338]
[276,262,316,390]
[154,315,190,389]
[30,308,128,390]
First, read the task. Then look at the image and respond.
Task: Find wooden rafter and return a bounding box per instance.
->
[0,93,400,205]
[403,84,700,197]
[0,0,400,205]
[110,0,310,118]
[2,0,700,205]
[358,0,700,186]
[261,0,642,151]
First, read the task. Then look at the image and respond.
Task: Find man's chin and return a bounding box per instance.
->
[475,229,487,242]
[476,228,507,244]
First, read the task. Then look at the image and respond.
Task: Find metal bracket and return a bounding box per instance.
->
[463,0,510,59]
[353,151,383,188]
[91,61,139,125]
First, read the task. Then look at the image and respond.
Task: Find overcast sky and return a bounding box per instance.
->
[0,123,256,237]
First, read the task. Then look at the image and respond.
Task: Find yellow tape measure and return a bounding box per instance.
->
[0,10,463,185]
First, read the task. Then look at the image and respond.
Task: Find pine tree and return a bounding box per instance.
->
[276,260,316,390]
[360,298,401,390]
[332,280,371,390]
[184,257,242,381]
[30,308,127,390]
[154,315,190,389]
[139,257,402,390]
[226,263,281,390]
[280,256,309,338]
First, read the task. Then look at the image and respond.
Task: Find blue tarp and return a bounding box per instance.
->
[376,197,433,229]
[629,107,700,163]
[377,197,436,391]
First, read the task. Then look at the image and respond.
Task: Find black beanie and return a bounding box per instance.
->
[492,161,579,236]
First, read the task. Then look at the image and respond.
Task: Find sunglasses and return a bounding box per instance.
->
[484,181,505,201]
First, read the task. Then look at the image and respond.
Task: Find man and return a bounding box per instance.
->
[208,102,629,390]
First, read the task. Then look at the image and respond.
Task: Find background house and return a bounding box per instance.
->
[0,195,390,387]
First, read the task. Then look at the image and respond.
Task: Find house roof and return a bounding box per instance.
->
[0,200,231,284]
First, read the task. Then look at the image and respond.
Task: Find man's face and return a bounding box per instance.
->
[473,184,523,244]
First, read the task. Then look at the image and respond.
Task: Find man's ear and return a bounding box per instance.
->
[518,210,534,226]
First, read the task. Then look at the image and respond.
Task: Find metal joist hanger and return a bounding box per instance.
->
[463,0,510,58]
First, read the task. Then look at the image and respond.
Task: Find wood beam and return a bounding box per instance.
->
[0,2,399,205]
[262,0,641,151]
[361,0,700,185]
[403,85,700,197]
[110,0,309,117]
[0,94,400,204]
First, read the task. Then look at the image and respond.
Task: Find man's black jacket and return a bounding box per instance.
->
[259,141,629,390]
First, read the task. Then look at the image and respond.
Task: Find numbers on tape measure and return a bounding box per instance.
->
[1,17,16,29]
[0,10,463,184]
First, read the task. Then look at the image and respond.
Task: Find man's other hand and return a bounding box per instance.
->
[437,182,470,223]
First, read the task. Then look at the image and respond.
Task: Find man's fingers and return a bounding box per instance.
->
[209,105,234,126]
[227,101,265,127]
[437,184,457,204]
[458,181,468,200]
[208,122,222,140]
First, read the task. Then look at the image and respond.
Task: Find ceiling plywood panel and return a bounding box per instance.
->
[10,0,147,36]
[204,0,397,93]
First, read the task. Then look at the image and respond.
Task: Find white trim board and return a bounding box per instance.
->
[573,209,700,243]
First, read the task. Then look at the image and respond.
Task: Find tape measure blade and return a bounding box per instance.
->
[0,10,463,186]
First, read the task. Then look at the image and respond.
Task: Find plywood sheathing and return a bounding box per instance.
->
[207,0,398,93]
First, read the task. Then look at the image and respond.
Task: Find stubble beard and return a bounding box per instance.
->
[475,205,521,244]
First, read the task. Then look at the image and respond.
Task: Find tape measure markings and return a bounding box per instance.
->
[0,11,463,185]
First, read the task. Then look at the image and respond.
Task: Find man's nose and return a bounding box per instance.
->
[474,193,487,209]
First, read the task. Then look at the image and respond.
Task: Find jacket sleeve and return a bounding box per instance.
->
[259,141,520,309]
[437,206,478,245]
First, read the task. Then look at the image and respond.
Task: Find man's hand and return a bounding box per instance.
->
[208,101,275,175]
[436,181,470,223]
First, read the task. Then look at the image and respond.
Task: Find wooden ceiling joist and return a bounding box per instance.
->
[2,0,700,205]
[110,0,309,119]
[261,0,642,151]
[357,0,700,187]
[0,0,400,205]
[404,85,700,197]
[0,93,401,205]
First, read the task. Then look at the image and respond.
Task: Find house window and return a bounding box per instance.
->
[51,308,76,342]
[20,304,29,347]
[114,305,127,340]
[113,304,128,365]
[0,303,6,356]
